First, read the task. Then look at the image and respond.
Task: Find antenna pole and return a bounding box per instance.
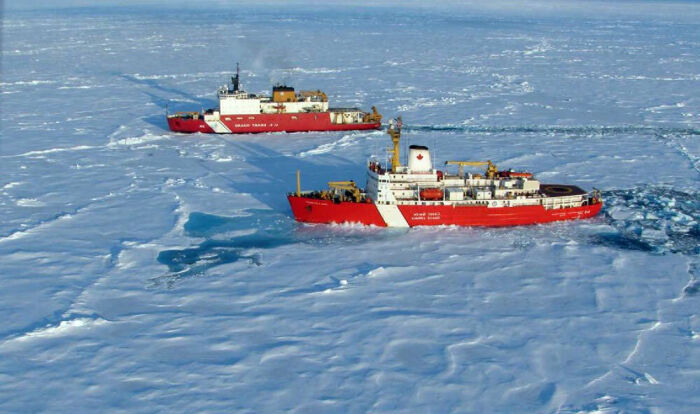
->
[296,170,301,196]
[433,137,436,171]
[232,62,240,92]
[388,116,402,173]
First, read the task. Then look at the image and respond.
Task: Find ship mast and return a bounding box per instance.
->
[231,63,240,92]
[388,117,402,172]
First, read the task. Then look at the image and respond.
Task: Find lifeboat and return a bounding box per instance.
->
[498,170,533,178]
[420,188,444,200]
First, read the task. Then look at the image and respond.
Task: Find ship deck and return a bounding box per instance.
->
[539,184,587,197]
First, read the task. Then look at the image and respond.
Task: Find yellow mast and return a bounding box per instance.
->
[388,117,402,173]
[296,170,301,196]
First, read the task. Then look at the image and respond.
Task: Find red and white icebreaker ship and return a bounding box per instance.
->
[167,65,382,134]
[288,118,603,227]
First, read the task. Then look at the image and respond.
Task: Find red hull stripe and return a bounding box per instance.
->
[168,112,380,134]
[288,195,603,227]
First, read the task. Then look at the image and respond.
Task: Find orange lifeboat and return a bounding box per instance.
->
[420,188,444,200]
[498,170,533,178]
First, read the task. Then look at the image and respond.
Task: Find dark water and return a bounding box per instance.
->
[153,209,390,287]
[153,210,294,287]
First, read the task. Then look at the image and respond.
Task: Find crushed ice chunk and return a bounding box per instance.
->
[641,228,667,241]
[644,372,659,384]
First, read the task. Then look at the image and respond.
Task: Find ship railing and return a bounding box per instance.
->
[168,111,200,119]
[540,198,584,210]
[329,107,362,112]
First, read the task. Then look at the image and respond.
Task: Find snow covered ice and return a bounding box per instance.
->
[1,1,699,412]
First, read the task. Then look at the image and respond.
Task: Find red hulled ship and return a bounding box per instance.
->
[167,65,382,134]
[288,118,603,227]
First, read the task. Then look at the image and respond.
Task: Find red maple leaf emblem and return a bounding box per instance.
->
[416,154,423,160]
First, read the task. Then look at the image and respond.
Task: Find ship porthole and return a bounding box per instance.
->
[305,205,312,212]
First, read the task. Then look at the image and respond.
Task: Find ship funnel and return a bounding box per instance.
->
[408,145,432,172]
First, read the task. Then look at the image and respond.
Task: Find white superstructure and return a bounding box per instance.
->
[365,143,590,211]
[217,89,329,115]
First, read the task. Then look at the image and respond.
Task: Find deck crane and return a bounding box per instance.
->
[444,160,498,179]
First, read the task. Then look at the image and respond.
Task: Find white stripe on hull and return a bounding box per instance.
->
[205,120,232,133]
[376,203,409,227]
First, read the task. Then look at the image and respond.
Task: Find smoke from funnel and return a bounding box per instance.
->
[236,37,294,88]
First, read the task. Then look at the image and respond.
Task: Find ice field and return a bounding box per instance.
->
[1,1,699,412]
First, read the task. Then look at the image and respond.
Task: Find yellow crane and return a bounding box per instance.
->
[327,181,362,202]
[363,106,382,124]
[444,160,498,179]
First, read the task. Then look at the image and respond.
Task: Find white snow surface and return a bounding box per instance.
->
[1,2,699,413]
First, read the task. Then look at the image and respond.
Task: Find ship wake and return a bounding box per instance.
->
[404,124,700,137]
[595,186,699,256]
